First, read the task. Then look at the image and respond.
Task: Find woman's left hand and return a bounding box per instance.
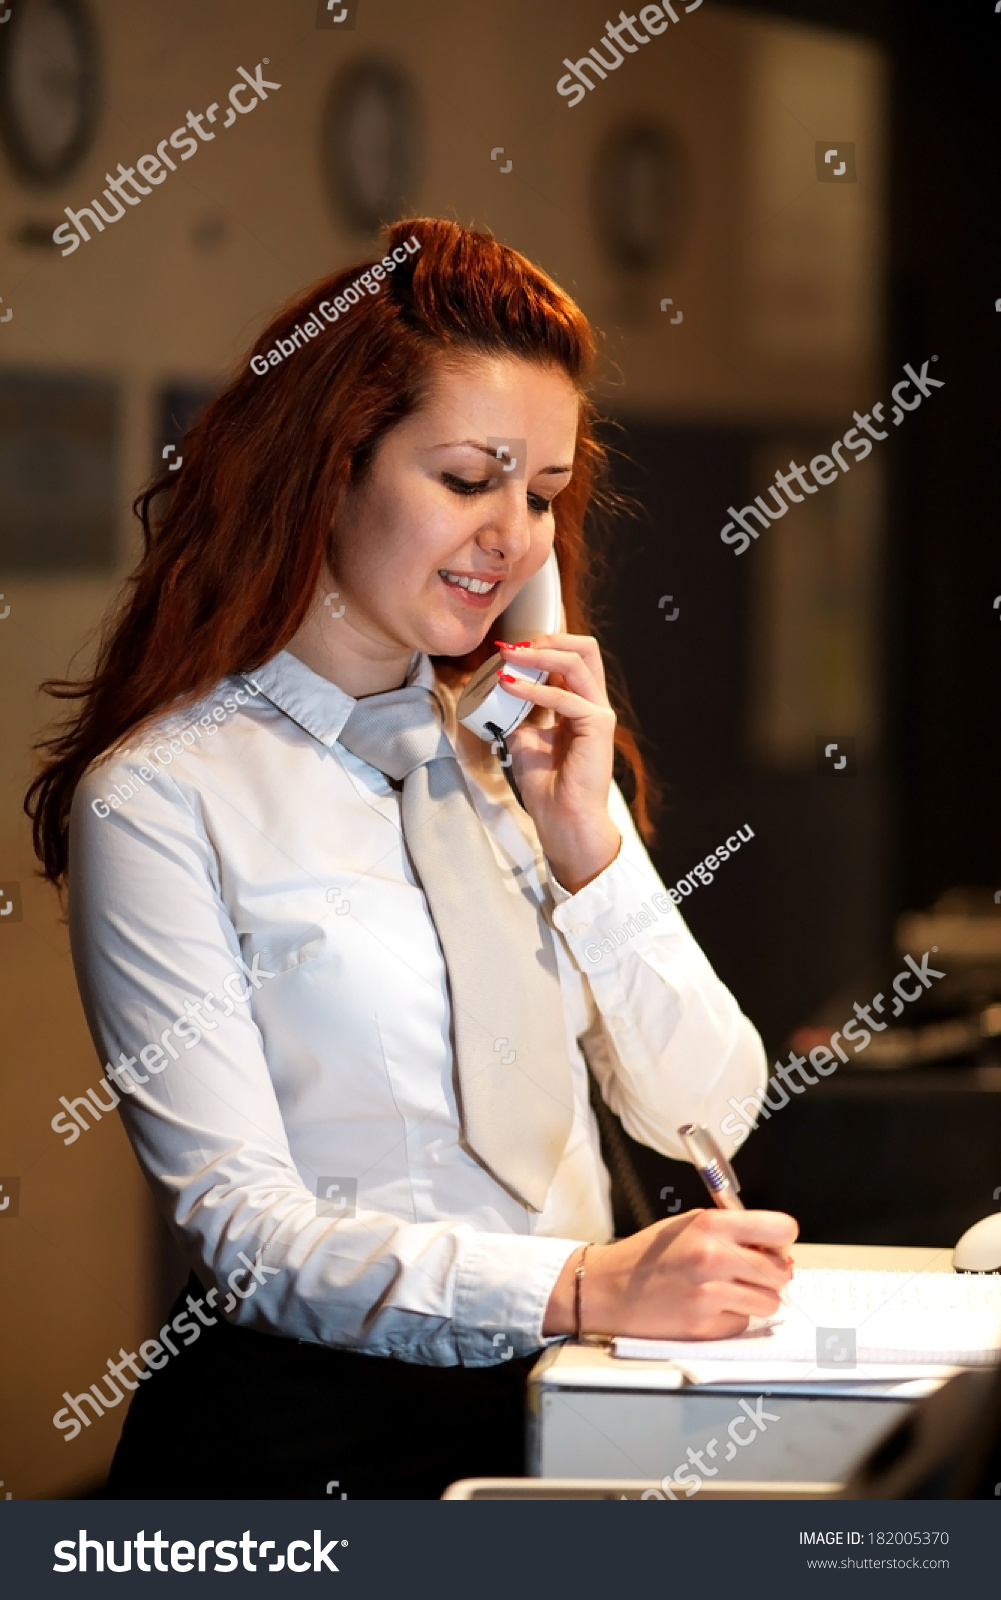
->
[497,634,622,894]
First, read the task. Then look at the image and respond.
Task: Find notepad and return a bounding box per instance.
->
[613,1269,1001,1369]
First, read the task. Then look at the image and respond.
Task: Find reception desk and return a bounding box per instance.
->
[525,1243,954,1489]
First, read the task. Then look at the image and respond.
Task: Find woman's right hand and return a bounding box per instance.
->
[541,1209,799,1342]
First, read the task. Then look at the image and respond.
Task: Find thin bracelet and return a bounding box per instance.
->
[573,1243,594,1340]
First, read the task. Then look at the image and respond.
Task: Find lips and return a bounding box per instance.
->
[439,569,502,608]
[439,569,501,595]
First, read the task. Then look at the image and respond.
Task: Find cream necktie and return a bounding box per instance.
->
[338,685,574,1212]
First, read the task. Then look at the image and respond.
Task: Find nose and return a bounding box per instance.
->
[475,484,534,565]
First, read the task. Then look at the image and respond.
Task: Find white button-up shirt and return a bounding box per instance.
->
[69,649,767,1366]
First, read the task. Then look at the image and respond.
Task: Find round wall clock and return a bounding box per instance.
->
[0,0,100,187]
[322,58,418,236]
[592,121,690,274]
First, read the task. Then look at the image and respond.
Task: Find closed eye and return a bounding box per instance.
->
[441,473,555,516]
[441,473,490,496]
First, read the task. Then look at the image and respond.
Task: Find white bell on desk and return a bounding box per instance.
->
[953,1214,1001,1273]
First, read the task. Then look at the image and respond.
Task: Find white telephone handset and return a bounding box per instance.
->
[456,550,563,741]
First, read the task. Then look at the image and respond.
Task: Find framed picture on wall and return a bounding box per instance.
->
[0,367,119,570]
[0,0,101,187]
[321,57,418,235]
[154,381,220,478]
[746,433,882,768]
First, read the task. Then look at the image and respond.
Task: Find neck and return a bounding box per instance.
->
[286,609,415,698]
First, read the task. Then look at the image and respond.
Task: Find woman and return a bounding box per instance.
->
[28,218,796,1499]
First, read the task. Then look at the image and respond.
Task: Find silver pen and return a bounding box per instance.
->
[678,1124,792,1306]
[677,1123,744,1211]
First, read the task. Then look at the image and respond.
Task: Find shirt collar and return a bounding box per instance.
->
[243,649,435,749]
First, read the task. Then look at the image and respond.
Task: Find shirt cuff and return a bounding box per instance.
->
[452,1232,584,1366]
[545,831,625,909]
[549,848,677,968]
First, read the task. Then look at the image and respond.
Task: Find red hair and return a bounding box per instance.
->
[27,217,656,886]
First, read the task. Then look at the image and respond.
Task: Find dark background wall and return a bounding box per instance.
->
[590,0,1001,1240]
[595,0,1000,1058]
[599,419,889,1054]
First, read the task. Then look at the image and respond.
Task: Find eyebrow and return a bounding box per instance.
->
[433,439,574,476]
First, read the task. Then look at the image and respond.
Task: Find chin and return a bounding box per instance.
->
[434,638,495,677]
[422,616,496,662]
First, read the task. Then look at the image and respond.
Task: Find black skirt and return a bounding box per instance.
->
[103,1275,537,1500]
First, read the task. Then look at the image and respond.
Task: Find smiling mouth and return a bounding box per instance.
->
[439,569,501,599]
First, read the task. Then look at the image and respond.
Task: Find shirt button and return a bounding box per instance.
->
[572,923,588,937]
[609,1016,626,1033]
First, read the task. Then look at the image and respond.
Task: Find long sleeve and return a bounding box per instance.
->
[64,653,768,1373]
[549,785,768,1161]
[68,742,577,1369]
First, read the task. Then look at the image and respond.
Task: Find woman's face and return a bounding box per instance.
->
[329,354,578,663]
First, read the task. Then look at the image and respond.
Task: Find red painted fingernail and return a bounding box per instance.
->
[497,672,517,683]
[493,640,511,647]
[514,640,532,647]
